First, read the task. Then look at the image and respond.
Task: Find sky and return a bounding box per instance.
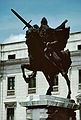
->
[0,0,81,43]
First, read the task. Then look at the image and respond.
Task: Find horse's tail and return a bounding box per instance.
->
[61,49,72,72]
[67,49,72,67]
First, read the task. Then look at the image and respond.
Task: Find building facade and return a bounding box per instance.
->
[0,32,81,120]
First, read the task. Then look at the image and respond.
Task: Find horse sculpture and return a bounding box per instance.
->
[21,19,72,99]
[11,9,72,98]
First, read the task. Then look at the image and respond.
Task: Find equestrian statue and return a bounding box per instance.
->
[11,9,72,99]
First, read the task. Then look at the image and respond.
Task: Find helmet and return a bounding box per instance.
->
[41,17,48,25]
[33,24,39,29]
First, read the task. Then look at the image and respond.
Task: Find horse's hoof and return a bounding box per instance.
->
[67,94,71,99]
[29,75,34,79]
[46,91,52,95]
[24,77,30,83]
[46,93,51,95]
[69,99,75,103]
[29,74,36,79]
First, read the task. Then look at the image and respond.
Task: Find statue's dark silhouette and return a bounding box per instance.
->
[11,9,71,98]
[21,18,71,98]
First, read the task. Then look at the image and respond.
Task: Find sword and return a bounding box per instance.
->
[11,9,32,30]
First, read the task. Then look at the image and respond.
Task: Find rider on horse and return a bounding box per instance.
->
[39,17,67,76]
[21,17,71,98]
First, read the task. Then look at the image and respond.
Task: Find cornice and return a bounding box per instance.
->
[0,58,29,66]
[71,50,81,57]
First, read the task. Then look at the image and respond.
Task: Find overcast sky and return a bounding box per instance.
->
[0,0,81,43]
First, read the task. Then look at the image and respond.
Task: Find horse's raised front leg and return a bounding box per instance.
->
[21,63,37,83]
[63,73,71,99]
[21,63,32,83]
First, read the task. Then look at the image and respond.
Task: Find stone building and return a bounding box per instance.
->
[0,31,81,120]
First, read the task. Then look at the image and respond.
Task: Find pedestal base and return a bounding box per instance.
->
[20,95,80,120]
[47,106,76,120]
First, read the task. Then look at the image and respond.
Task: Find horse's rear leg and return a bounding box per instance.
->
[46,86,53,95]
[43,73,53,95]
[63,74,71,99]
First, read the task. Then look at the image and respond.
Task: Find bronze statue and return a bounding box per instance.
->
[11,9,72,99]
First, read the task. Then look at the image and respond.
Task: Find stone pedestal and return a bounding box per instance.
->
[20,95,80,120]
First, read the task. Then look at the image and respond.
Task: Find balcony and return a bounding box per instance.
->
[28,88,36,94]
[7,90,15,96]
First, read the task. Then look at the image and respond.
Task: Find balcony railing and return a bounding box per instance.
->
[79,83,81,90]
[7,90,15,96]
[28,88,36,94]
[53,85,58,92]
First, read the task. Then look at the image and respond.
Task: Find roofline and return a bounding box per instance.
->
[70,31,81,35]
[1,40,25,45]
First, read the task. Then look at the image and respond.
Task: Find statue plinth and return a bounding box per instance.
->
[20,95,80,120]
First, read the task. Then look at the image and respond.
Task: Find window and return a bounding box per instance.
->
[8,54,15,60]
[7,77,15,96]
[78,45,81,50]
[28,77,36,94]
[53,75,58,92]
[79,70,81,90]
[7,108,14,120]
[26,109,32,120]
